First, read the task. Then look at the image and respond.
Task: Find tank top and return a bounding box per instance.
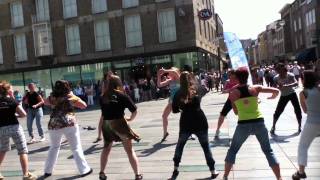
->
[169,80,180,100]
[234,86,263,123]
[305,88,320,124]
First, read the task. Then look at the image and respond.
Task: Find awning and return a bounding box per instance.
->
[296,48,316,62]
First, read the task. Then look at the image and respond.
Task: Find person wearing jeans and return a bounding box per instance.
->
[170,71,219,180]
[292,71,320,179]
[24,83,45,143]
[44,80,92,178]
[223,67,282,180]
[271,63,302,135]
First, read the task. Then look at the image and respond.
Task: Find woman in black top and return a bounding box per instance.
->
[99,75,142,180]
[170,71,219,180]
[0,81,37,180]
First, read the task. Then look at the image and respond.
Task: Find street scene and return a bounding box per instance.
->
[0,0,319,180]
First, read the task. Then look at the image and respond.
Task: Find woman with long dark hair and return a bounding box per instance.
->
[0,81,37,180]
[44,80,92,178]
[169,71,219,180]
[99,75,142,180]
[223,67,282,180]
[292,70,320,179]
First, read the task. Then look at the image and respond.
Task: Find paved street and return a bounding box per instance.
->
[1,91,320,180]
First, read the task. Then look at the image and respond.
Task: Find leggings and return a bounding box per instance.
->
[220,99,232,117]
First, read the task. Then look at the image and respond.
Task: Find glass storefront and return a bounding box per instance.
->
[0,50,218,92]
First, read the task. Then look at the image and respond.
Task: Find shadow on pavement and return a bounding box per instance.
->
[55,175,83,180]
[270,132,300,144]
[137,142,176,157]
[195,177,213,180]
[210,138,231,147]
[28,146,50,155]
[68,144,103,159]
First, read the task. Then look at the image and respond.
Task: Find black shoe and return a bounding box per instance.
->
[93,137,102,143]
[170,170,179,180]
[80,168,93,178]
[43,173,52,178]
[99,172,107,180]
[161,132,169,142]
[211,172,219,179]
[270,127,275,135]
[292,171,307,179]
[135,174,143,180]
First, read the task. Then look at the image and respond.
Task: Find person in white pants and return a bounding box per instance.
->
[43,80,92,178]
[292,71,320,180]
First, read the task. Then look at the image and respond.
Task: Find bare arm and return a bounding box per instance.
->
[255,85,279,99]
[69,94,87,109]
[157,70,172,87]
[299,91,307,113]
[16,105,26,118]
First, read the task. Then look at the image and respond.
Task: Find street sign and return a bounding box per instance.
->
[198,9,212,21]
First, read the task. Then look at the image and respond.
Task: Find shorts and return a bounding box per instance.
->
[220,99,232,117]
[0,124,28,154]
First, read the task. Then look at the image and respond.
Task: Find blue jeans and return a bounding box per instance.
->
[27,108,44,138]
[225,121,278,167]
[173,130,216,170]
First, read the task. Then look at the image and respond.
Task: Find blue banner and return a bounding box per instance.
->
[223,32,252,84]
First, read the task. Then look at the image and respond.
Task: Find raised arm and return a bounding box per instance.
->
[16,104,26,118]
[157,70,172,87]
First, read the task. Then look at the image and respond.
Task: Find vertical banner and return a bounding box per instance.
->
[223,32,252,84]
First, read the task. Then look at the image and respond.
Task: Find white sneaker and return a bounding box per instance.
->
[39,136,45,142]
[28,138,36,144]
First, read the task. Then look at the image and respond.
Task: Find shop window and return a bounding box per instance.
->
[24,69,51,98]
[173,52,198,70]
[51,66,81,88]
[0,73,24,93]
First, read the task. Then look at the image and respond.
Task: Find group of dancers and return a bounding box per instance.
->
[0,62,319,180]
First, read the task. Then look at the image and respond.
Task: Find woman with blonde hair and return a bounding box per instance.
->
[99,75,142,180]
[0,81,37,180]
[157,67,180,142]
[44,80,92,178]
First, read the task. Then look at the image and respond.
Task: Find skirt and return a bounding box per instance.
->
[102,118,140,146]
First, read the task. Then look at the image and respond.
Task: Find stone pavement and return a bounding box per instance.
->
[1,91,320,180]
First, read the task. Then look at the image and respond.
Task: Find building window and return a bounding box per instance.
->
[300,34,303,45]
[94,20,111,51]
[122,0,139,8]
[124,15,143,47]
[66,24,81,55]
[10,2,24,27]
[305,13,309,27]
[298,17,302,29]
[36,0,50,22]
[295,37,299,49]
[0,38,3,64]
[158,9,177,43]
[311,9,316,24]
[92,0,107,14]
[63,0,77,19]
[14,34,28,62]
[293,20,297,32]
[199,19,202,36]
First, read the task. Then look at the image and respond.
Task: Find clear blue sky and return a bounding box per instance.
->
[215,0,295,39]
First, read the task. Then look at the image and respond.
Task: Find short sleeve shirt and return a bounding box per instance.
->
[274,72,296,96]
[100,91,137,120]
[0,97,19,127]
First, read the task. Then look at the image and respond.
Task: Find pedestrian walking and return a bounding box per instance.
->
[169,71,219,180]
[0,81,37,180]
[223,67,282,180]
[270,63,302,135]
[43,80,92,178]
[23,83,45,143]
[98,75,142,180]
[157,67,180,142]
[292,70,320,180]
[214,70,238,139]
[292,61,301,86]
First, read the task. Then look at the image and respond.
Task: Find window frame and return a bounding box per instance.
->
[94,20,111,51]
[122,0,139,8]
[92,0,107,14]
[36,0,50,22]
[14,34,28,62]
[10,2,24,28]
[124,14,143,47]
[65,24,81,55]
[157,8,177,43]
[63,0,78,19]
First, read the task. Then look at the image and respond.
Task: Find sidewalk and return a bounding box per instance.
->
[1,91,319,179]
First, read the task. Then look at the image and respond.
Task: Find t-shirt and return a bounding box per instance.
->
[100,91,137,120]
[0,97,19,127]
[305,88,320,124]
[274,72,296,96]
[26,92,41,108]
[292,66,300,76]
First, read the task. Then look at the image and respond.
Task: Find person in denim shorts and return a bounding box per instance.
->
[0,81,37,180]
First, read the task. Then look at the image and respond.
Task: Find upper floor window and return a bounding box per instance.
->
[298,17,302,29]
[124,15,142,47]
[14,34,28,62]
[65,24,81,55]
[94,20,111,51]
[36,0,50,22]
[92,0,107,14]
[293,20,297,32]
[122,0,139,8]
[63,0,77,19]
[158,9,177,43]
[10,2,24,27]
[0,38,3,64]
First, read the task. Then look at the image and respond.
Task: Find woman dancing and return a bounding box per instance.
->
[170,71,219,180]
[157,67,180,142]
[99,75,142,180]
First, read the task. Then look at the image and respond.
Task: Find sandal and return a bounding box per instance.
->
[93,137,102,143]
[99,172,107,180]
[135,174,143,180]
